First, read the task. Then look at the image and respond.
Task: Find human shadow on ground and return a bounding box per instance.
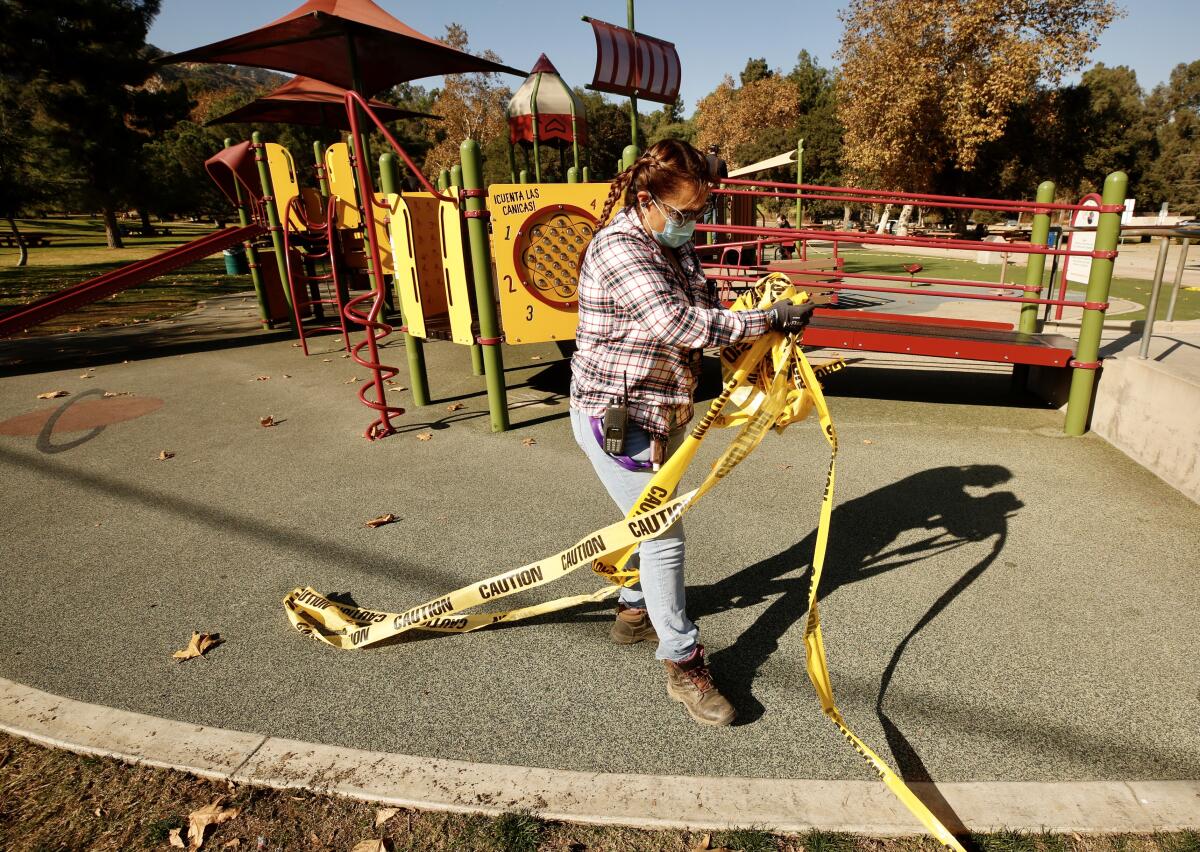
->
[690,464,1020,842]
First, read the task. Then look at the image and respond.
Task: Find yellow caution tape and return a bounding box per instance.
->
[282,273,965,850]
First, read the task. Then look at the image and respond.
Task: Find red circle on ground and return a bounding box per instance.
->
[0,396,164,436]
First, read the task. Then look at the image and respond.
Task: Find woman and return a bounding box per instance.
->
[569,140,813,726]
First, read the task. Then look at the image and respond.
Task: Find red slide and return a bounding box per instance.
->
[0,223,266,338]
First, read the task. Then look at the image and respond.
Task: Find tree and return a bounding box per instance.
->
[0,0,192,248]
[836,0,1121,193]
[421,24,512,177]
[1144,60,1200,215]
[740,58,772,86]
[694,74,800,164]
[575,90,645,181]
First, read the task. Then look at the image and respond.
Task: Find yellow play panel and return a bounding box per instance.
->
[264,143,301,229]
[488,183,611,344]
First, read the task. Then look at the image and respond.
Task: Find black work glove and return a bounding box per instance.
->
[766,299,815,333]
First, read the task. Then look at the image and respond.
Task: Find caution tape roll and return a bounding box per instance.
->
[282,274,966,850]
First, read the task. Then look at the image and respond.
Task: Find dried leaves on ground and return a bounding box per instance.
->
[364,514,398,529]
[173,632,221,661]
[37,390,68,399]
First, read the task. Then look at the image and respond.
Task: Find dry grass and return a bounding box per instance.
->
[1,734,1197,852]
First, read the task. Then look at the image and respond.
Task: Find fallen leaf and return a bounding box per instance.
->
[259,416,275,428]
[291,342,302,348]
[863,439,874,445]
[173,632,221,661]
[340,354,351,359]
[94,807,103,817]
[255,376,270,381]
[416,433,432,441]
[79,373,93,379]
[221,839,241,849]
[776,463,792,471]
[349,841,387,852]
[281,374,292,379]
[169,827,186,848]
[386,385,406,392]
[157,451,175,461]
[103,391,132,398]
[309,833,320,846]
[693,834,711,851]
[530,355,543,361]
[344,377,359,384]
[522,437,536,447]
[322,358,332,363]
[37,390,68,399]
[372,811,400,830]
[187,800,239,849]
[365,514,397,529]
[446,402,465,411]
[68,326,83,332]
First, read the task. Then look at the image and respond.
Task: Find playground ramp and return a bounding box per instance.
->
[0,223,266,338]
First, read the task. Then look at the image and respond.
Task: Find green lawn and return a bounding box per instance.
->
[831,248,1200,322]
[0,216,254,336]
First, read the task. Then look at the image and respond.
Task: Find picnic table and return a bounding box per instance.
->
[0,232,52,248]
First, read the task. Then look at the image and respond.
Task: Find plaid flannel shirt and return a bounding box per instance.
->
[570,206,772,439]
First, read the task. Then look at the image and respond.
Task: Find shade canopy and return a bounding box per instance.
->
[206,76,439,130]
[506,54,587,148]
[162,0,527,95]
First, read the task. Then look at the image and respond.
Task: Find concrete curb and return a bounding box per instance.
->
[2,678,1198,834]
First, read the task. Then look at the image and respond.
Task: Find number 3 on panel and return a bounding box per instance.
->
[526,305,534,321]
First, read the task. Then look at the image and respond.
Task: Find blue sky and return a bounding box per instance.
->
[150,0,1199,114]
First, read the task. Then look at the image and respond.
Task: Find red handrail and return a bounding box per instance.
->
[719,177,1124,215]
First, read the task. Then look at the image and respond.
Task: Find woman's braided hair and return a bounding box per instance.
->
[598,139,713,227]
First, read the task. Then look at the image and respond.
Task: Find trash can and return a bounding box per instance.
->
[223,247,249,275]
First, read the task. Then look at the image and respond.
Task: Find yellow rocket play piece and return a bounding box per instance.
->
[283,273,966,849]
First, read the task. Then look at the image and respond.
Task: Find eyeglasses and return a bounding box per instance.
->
[650,194,714,226]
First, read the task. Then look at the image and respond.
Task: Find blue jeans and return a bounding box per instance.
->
[569,406,698,661]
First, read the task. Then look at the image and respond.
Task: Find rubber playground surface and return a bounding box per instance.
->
[1,294,1198,788]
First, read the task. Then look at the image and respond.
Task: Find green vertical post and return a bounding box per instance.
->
[794,137,804,253]
[226,137,272,328]
[622,144,638,171]
[251,130,296,325]
[627,0,639,150]
[1019,181,1056,335]
[582,166,590,182]
[313,141,329,196]
[519,168,529,184]
[438,169,450,192]
[530,72,543,183]
[507,143,518,183]
[567,166,579,184]
[379,153,431,407]
[449,164,484,377]
[460,139,509,432]
[1064,171,1127,436]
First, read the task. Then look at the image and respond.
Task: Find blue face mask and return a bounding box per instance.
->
[647,196,697,248]
[652,218,696,248]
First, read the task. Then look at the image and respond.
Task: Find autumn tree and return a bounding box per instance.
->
[694,73,800,164]
[422,24,512,177]
[836,0,1121,198]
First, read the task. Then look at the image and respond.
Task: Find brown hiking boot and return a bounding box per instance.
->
[610,604,657,645]
[663,646,737,726]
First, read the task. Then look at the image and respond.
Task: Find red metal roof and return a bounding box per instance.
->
[206,76,438,130]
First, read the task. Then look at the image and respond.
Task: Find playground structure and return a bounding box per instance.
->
[0,0,1131,443]
[0,103,1130,441]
